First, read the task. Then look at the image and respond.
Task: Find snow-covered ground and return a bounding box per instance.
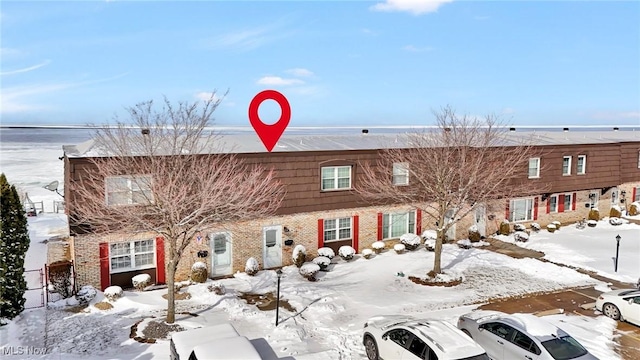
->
[495,218,640,284]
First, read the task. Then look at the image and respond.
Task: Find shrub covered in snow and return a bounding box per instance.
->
[630,202,640,216]
[338,245,356,261]
[400,233,421,250]
[361,248,373,259]
[372,241,386,253]
[245,257,260,276]
[513,223,526,232]
[499,220,510,235]
[292,245,306,268]
[552,220,561,229]
[588,208,600,221]
[422,230,437,242]
[587,219,597,227]
[530,223,541,232]
[104,286,123,302]
[468,224,481,242]
[457,239,472,249]
[317,247,335,259]
[207,282,226,295]
[514,231,530,242]
[76,285,97,305]
[191,261,208,283]
[132,273,152,291]
[546,224,557,233]
[424,238,436,251]
[609,217,624,226]
[312,256,331,271]
[393,243,406,253]
[299,263,321,281]
[610,205,622,218]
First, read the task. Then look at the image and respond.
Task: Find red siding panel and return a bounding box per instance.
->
[416,209,422,235]
[99,242,110,291]
[533,197,539,220]
[505,200,510,221]
[546,197,551,214]
[353,215,359,253]
[156,236,165,284]
[317,219,324,249]
[377,213,383,240]
[572,192,577,211]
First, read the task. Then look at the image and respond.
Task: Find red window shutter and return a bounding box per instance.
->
[546,197,551,214]
[353,215,359,253]
[156,236,165,284]
[416,209,422,235]
[533,197,539,220]
[317,219,324,249]
[99,242,110,291]
[505,200,510,221]
[377,213,383,240]
[558,194,565,213]
[632,187,637,202]
[572,192,577,211]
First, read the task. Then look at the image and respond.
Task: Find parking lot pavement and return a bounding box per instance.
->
[478,287,640,360]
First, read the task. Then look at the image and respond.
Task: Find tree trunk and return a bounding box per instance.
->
[166,259,176,323]
[432,212,447,275]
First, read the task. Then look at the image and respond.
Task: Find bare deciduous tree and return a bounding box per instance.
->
[356,106,548,276]
[70,94,285,323]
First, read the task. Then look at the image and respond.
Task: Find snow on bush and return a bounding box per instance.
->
[546,224,557,233]
[393,243,406,253]
[104,286,123,302]
[191,261,206,270]
[424,238,436,251]
[76,285,97,305]
[514,231,530,242]
[422,230,437,241]
[471,240,490,247]
[609,217,627,226]
[245,257,259,276]
[530,223,541,232]
[468,224,481,242]
[361,248,373,259]
[372,241,385,253]
[132,273,152,291]
[513,223,526,232]
[457,239,472,249]
[400,233,421,250]
[299,263,321,281]
[191,261,208,283]
[629,201,640,216]
[292,244,307,268]
[587,219,597,227]
[317,247,335,259]
[552,220,561,229]
[338,245,356,261]
[312,256,331,271]
[207,282,226,295]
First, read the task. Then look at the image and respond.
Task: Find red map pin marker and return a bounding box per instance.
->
[248,90,291,152]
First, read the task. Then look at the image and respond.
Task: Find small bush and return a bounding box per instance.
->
[629,202,640,216]
[48,262,73,299]
[546,224,556,233]
[292,245,307,268]
[457,239,472,249]
[514,231,530,242]
[587,220,597,227]
[424,239,435,251]
[372,241,385,254]
[132,274,152,291]
[338,246,356,261]
[299,263,321,281]
[393,243,406,254]
[245,257,259,276]
[530,223,541,232]
[191,262,208,283]
[76,285,97,305]
[104,286,123,301]
[588,208,600,221]
[400,233,421,250]
[361,249,373,259]
[499,220,510,235]
[312,256,331,271]
[207,282,226,295]
[552,220,561,230]
[317,247,335,259]
[513,224,526,232]
[609,217,623,226]
[610,206,622,218]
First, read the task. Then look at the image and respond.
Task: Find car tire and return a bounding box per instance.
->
[603,303,621,320]
[364,335,379,360]
[461,329,472,338]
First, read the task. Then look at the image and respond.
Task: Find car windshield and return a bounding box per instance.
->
[458,354,491,360]
[541,336,588,360]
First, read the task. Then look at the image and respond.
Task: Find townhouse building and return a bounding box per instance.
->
[61,129,640,290]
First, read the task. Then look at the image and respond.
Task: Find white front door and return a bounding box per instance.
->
[475,205,486,237]
[210,232,232,276]
[263,225,282,269]
[444,209,456,241]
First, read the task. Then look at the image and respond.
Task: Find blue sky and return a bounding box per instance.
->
[1,1,639,127]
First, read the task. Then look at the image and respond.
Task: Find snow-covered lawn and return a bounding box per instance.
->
[496,217,640,284]
[0,214,624,359]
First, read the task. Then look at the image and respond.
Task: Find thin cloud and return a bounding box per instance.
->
[371,0,454,15]
[402,45,434,52]
[256,76,304,86]
[0,60,51,76]
[590,111,640,121]
[285,68,314,77]
[199,25,290,51]
[194,92,221,102]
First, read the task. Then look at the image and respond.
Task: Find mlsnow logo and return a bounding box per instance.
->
[1,346,48,355]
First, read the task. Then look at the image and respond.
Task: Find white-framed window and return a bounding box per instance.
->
[563,193,572,211]
[106,175,153,206]
[634,187,640,202]
[510,198,534,222]
[588,191,599,208]
[324,217,352,242]
[638,151,640,168]
[562,156,572,176]
[392,162,409,186]
[109,239,155,273]
[550,194,573,213]
[528,158,540,179]
[576,155,586,175]
[549,196,558,213]
[382,211,416,239]
[321,166,352,191]
[611,189,619,205]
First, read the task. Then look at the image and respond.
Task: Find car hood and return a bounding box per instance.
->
[365,315,417,330]
[602,289,640,298]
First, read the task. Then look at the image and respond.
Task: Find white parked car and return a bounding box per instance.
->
[170,323,240,360]
[457,310,598,360]
[595,288,640,326]
[363,315,490,360]
[188,336,261,360]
